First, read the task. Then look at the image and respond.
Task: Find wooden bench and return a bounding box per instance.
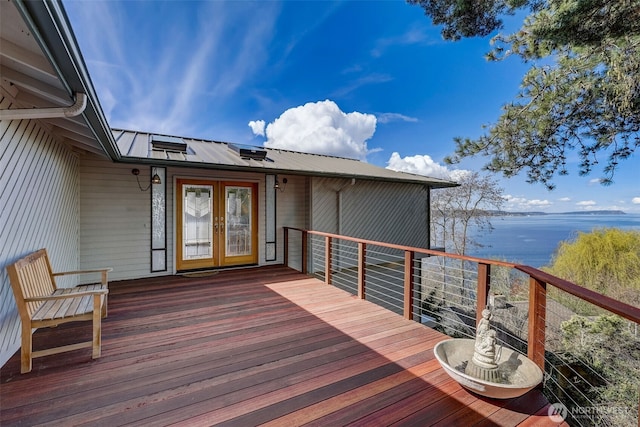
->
[6,249,112,373]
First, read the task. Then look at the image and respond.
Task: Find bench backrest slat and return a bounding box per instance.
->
[7,249,57,319]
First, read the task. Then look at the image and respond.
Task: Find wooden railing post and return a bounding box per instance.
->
[358,242,366,299]
[476,263,491,326]
[528,276,547,371]
[325,236,332,285]
[404,250,415,320]
[283,227,289,268]
[301,230,308,275]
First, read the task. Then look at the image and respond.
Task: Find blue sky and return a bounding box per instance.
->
[64,0,640,213]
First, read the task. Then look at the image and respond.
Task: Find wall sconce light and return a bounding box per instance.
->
[152,172,162,185]
[132,167,162,191]
[274,176,287,192]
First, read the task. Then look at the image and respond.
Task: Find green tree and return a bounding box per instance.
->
[408,0,640,189]
[545,228,640,311]
[559,314,639,426]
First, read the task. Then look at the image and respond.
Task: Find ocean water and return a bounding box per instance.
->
[466,214,640,268]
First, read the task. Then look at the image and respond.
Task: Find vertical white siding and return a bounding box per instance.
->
[0,97,80,366]
[79,160,280,278]
[80,155,169,280]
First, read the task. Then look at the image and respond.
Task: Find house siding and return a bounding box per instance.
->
[310,177,430,247]
[0,99,80,367]
[309,177,430,314]
[276,175,309,271]
[79,158,308,279]
[79,155,161,280]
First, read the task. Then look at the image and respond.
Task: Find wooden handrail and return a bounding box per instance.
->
[284,226,640,421]
[517,265,640,324]
[284,227,522,273]
[284,227,640,324]
[283,227,640,373]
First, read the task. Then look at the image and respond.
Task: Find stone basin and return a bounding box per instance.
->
[434,338,543,399]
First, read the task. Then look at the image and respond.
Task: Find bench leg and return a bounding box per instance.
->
[92,295,102,359]
[102,295,108,318]
[20,322,32,374]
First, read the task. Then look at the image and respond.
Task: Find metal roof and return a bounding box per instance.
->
[113,129,457,188]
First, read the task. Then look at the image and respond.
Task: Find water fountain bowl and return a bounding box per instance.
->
[434,338,543,399]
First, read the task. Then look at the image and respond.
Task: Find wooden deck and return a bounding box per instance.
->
[1,266,564,426]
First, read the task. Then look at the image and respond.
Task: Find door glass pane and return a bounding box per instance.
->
[183,185,213,260]
[226,186,251,257]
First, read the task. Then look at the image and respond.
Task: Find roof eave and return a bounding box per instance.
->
[117,156,459,189]
[14,0,120,160]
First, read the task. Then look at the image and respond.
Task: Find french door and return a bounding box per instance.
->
[176,179,258,271]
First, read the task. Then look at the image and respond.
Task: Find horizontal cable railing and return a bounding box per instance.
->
[284,227,640,427]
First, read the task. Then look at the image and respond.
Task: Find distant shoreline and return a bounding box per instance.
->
[469,211,638,267]
[493,210,626,216]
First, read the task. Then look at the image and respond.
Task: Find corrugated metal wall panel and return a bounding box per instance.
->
[310,177,339,234]
[311,177,429,248]
[0,99,80,367]
[276,175,308,271]
[309,177,430,310]
[344,180,430,247]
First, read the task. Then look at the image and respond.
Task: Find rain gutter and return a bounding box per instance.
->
[12,0,121,160]
[0,92,86,120]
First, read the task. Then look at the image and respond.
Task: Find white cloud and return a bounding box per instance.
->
[527,199,552,207]
[576,200,597,206]
[589,178,602,185]
[386,152,467,180]
[258,100,377,160]
[632,197,640,204]
[558,197,571,202]
[248,120,265,136]
[503,195,552,210]
[376,113,419,124]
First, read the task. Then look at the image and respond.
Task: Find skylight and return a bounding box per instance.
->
[151,134,188,153]
[229,143,268,161]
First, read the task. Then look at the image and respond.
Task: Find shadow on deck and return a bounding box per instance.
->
[1,265,564,426]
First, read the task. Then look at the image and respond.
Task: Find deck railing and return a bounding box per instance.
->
[284,227,640,427]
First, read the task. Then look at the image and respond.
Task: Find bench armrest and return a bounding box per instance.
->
[24,289,108,302]
[53,268,112,285]
[53,267,113,276]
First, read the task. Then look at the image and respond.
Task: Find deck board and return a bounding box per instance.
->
[1,265,566,426]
